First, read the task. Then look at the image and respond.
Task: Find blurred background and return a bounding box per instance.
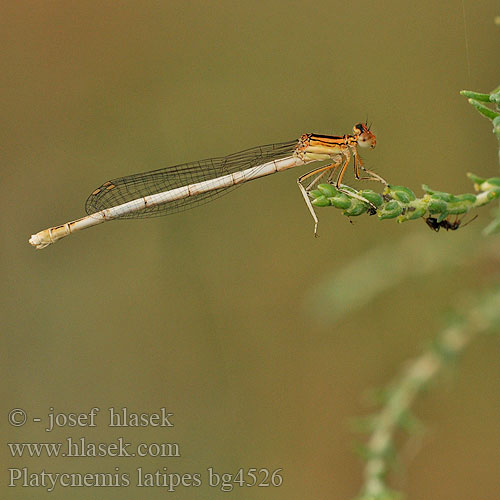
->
[1,1,499,498]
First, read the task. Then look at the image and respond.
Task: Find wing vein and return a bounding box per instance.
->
[85,140,297,218]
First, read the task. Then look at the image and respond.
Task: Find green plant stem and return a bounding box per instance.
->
[354,289,500,500]
[309,175,500,224]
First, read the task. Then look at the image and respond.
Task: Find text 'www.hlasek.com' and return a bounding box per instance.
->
[7,406,284,492]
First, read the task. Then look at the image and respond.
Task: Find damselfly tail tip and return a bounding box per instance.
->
[29,230,53,249]
[29,233,42,249]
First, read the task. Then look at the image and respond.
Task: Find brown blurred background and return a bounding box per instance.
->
[1,1,499,498]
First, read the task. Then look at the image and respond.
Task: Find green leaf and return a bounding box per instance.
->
[317,183,339,197]
[330,193,353,209]
[308,189,323,199]
[460,90,491,101]
[387,185,416,202]
[404,207,427,220]
[468,99,500,120]
[436,211,449,223]
[360,190,384,207]
[311,195,330,207]
[467,172,486,184]
[344,200,369,216]
[427,198,448,213]
[378,200,403,219]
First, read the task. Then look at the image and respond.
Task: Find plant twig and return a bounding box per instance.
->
[309,174,500,224]
[354,289,500,500]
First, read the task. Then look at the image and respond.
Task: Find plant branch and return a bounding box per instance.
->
[354,289,500,500]
[309,175,500,224]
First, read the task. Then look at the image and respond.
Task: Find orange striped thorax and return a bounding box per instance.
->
[295,122,376,159]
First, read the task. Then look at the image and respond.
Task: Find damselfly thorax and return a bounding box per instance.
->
[294,123,385,235]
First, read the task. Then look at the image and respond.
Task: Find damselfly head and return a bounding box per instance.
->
[354,122,376,149]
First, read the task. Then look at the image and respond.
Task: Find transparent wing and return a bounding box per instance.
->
[85,140,297,219]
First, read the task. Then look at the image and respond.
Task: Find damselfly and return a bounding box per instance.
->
[29,123,385,249]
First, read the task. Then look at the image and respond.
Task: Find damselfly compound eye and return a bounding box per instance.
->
[358,131,376,149]
[353,123,364,134]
